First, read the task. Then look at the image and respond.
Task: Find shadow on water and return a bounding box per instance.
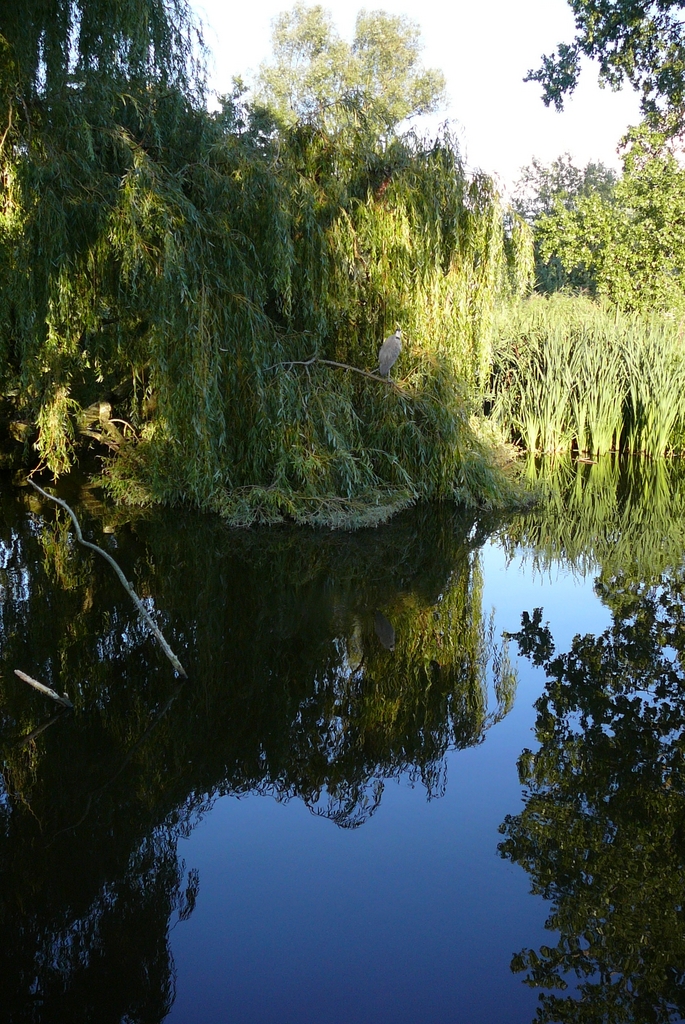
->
[0,476,514,1021]
[499,455,685,1024]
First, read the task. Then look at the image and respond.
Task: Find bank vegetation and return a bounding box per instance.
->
[4,2,685,528]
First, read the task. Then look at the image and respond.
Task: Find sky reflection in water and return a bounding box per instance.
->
[168,542,609,1024]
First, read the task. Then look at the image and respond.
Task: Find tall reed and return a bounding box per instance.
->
[491,294,685,456]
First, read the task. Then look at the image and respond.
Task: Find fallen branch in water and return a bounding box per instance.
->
[14,669,73,708]
[27,479,187,678]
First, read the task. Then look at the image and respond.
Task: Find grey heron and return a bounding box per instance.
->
[377,328,402,378]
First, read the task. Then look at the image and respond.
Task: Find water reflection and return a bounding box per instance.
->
[501,454,685,581]
[10,456,684,1022]
[499,457,685,1023]
[0,478,512,1020]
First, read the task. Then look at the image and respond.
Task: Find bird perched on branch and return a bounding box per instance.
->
[378,328,402,378]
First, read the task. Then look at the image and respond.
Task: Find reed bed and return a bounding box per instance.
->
[491,294,685,456]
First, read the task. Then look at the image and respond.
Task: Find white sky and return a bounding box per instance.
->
[192,0,642,189]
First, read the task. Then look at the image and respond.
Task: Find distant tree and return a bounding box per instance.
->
[513,154,617,224]
[512,154,617,292]
[254,3,446,133]
[536,124,685,310]
[527,0,685,131]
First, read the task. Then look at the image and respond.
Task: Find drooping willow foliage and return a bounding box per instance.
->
[0,3,531,526]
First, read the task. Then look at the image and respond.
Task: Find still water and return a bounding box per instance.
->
[1,457,684,1023]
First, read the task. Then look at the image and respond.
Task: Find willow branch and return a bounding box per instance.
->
[28,479,187,678]
[14,669,73,709]
[0,101,13,156]
[18,93,32,144]
[265,356,400,387]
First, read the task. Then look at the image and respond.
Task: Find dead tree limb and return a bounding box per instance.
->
[27,479,187,678]
[14,669,73,708]
[264,355,402,388]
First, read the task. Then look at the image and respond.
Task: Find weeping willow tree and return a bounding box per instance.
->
[0,2,530,526]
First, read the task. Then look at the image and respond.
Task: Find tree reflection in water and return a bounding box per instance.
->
[500,456,685,1024]
[0,477,513,1021]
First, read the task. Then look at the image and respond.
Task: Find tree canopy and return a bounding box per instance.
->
[0,2,528,527]
[0,0,202,99]
[254,3,446,132]
[535,126,685,310]
[512,154,618,293]
[527,0,685,128]
[513,153,617,225]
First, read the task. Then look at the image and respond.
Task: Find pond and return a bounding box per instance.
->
[1,456,684,1023]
